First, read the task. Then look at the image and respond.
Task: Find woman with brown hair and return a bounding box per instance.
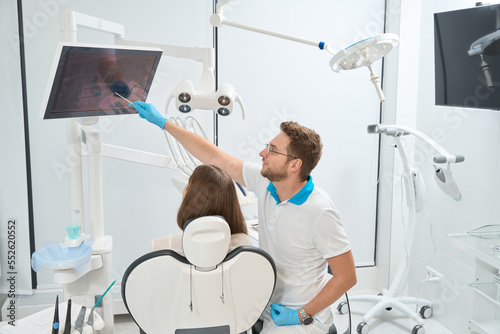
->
[150,164,250,252]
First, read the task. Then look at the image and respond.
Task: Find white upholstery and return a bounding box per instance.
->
[122,216,276,334]
[182,216,231,270]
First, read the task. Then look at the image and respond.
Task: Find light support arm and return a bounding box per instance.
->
[210,13,330,52]
[210,5,399,102]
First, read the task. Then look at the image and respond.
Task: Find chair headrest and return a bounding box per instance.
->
[182,216,231,270]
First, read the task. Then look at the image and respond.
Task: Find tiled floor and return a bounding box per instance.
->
[114,314,141,334]
[114,298,453,334]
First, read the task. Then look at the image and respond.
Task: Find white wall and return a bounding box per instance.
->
[386,1,500,333]
[216,0,386,267]
[0,0,33,295]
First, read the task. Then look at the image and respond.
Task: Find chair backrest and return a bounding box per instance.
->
[121,216,276,334]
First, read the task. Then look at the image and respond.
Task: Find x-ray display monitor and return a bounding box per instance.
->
[41,43,162,119]
[435,4,500,110]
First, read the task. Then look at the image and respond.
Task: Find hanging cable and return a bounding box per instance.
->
[408,205,436,266]
[344,293,352,334]
[414,277,439,313]
[220,262,225,304]
[396,167,438,295]
[189,265,193,312]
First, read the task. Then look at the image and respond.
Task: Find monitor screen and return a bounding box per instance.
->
[41,43,162,119]
[435,4,500,110]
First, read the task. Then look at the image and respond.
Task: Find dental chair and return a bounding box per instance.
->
[121,216,276,334]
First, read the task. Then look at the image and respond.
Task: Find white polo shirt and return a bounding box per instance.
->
[242,162,351,323]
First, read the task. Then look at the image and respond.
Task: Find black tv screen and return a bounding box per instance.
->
[435,4,500,110]
[41,43,162,119]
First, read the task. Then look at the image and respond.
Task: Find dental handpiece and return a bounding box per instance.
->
[114,92,134,106]
[74,306,86,334]
[87,307,95,329]
[52,295,59,334]
[63,299,72,334]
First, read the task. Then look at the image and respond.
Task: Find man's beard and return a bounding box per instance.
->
[261,163,288,182]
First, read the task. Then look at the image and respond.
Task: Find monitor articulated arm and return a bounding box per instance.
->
[117,38,215,92]
[117,38,245,119]
[61,10,126,43]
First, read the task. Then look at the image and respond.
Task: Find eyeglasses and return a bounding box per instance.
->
[265,143,297,159]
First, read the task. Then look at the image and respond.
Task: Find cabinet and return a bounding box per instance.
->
[447,233,500,334]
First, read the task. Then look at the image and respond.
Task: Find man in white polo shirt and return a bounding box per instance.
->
[132,101,357,333]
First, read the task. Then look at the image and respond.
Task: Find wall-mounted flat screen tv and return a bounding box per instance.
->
[41,42,162,119]
[435,4,500,110]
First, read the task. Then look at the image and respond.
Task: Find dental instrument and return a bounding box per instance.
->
[74,306,86,334]
[63,299,72,334]
[52,295,60,334]
[87,307,95,330]
[433,164,461,201]
[162,117,207,178]
[114,92,134,106]
[94,279,116,308]
[210,1,399,102]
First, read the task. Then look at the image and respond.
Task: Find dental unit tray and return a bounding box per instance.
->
[467,225,500,239]
[31,239,94,272]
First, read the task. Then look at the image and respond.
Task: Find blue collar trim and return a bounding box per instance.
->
[266,176,314,205]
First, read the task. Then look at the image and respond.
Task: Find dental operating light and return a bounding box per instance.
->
[330,34,399,101]
[166,80,246,119]
[210,2,399,102]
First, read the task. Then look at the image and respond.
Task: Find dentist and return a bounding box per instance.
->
[131,101,356,333]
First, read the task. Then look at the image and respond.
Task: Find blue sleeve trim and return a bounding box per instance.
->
[319,41,325,50]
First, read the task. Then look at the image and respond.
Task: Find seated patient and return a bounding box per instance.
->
[150,164,251,254]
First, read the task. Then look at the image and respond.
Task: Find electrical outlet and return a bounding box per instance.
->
[426,266,444,287]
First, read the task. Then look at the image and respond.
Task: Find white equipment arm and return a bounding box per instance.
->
[367,124,465,164]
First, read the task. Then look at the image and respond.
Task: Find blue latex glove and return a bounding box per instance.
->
[130,101,167,129]
[270,303,301,326]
